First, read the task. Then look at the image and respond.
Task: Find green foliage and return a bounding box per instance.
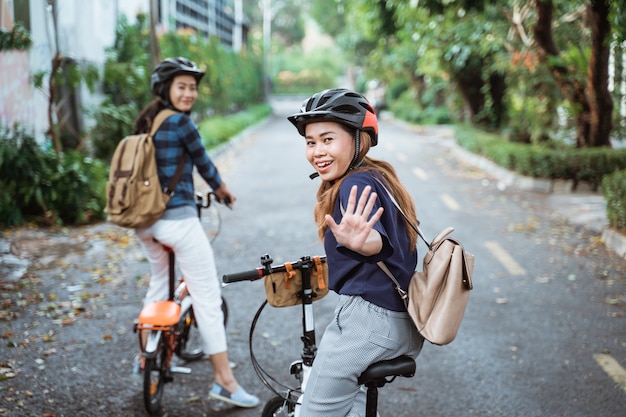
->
[162,33,264,114]
[602,170,626,231]
[91,14,152,159]
[101,14,152,105]
[91,15,265,160]
[309,0,347,41]
[271,1,306,46]
[91,102,138,160]
[198,104,272,149]
[316,0,622,146]
[0,22,32,51]
[390,91,451,125]
[0,125,107,227]
[271,47,345,95]
[455,125,626,190]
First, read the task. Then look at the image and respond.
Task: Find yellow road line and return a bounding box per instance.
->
[412,167,428,180]
[484,241,527,275]
[594,353,626,394]
[441,193,460,211]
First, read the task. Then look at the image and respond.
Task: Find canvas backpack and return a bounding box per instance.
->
[105,109,185,229]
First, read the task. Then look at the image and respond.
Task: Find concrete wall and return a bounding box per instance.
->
[0,0,135,141]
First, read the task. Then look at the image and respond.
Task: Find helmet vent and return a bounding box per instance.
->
[334,104,359,114]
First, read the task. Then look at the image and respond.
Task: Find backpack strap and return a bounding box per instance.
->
[376,261,409,309]
[372,176,429,246]
[150,110,187,196]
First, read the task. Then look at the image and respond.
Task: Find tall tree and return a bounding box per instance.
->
[533,0,613,147]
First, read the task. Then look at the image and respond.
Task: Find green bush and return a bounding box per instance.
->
[454,125,626,190]
[0,22,32,51]
[198,104,272,149]
[91,102,138,160]
[389,91,451,125]
[0,125,107,227]
[601,170,626,231]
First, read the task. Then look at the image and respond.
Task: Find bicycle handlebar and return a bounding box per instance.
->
[222,254,327,284]
[222,268,265,283]
[195,191,231,209]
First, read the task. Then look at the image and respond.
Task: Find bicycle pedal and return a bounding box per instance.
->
[170,366,192,374]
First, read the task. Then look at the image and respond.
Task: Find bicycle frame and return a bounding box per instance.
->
[224,254,417,417]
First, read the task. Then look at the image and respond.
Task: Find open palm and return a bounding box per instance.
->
[325,185,384,256]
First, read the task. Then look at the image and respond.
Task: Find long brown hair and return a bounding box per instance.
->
[134,75,174,134]
[313,129,419,251]
[134,97,168,134]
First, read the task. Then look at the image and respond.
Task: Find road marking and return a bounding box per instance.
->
[412,167,428,180]
[484,241,527,275]
[440,193,460,211]
[594,353,626,394]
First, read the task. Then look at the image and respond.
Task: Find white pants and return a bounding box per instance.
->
[135,217,227,354]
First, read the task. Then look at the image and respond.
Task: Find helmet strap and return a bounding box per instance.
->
[349,130,361,170]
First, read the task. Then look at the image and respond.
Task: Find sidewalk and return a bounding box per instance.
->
[443,134,626,258]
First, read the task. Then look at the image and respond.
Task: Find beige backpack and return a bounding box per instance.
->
[105,110,185,229]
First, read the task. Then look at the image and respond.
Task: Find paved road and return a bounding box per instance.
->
[2,96,625,417]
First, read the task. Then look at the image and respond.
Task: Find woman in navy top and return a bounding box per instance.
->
[288,88,424,416]
[132,57,259,408]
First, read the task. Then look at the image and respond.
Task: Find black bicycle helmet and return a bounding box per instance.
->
[150,57,205,99]
[287,88,379,146]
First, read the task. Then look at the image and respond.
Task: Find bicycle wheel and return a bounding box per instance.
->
[175,296,229,361]
[143,338,168,415]
[261,395,296,417]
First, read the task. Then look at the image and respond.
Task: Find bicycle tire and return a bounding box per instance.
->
[143,338,168,415]
[261,395,296,417]
[175,296,229,361]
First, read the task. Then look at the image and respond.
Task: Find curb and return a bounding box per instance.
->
[602,229,626,259]
[438,129,626,259]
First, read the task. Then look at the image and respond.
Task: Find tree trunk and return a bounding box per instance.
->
[533,0,613,148]
[586,0,613,147]
[614,41,624,132]
[48,53,62,154]
[453,57,486,124]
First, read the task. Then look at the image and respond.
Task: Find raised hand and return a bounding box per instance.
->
[325,185,384,256]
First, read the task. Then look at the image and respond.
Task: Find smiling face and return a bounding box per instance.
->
[305,121,355,182]
[168,74,198,112]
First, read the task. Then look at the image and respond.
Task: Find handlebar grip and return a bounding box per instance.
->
[222,268,264,283]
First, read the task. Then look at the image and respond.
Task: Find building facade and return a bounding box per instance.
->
[0,0,248,142]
